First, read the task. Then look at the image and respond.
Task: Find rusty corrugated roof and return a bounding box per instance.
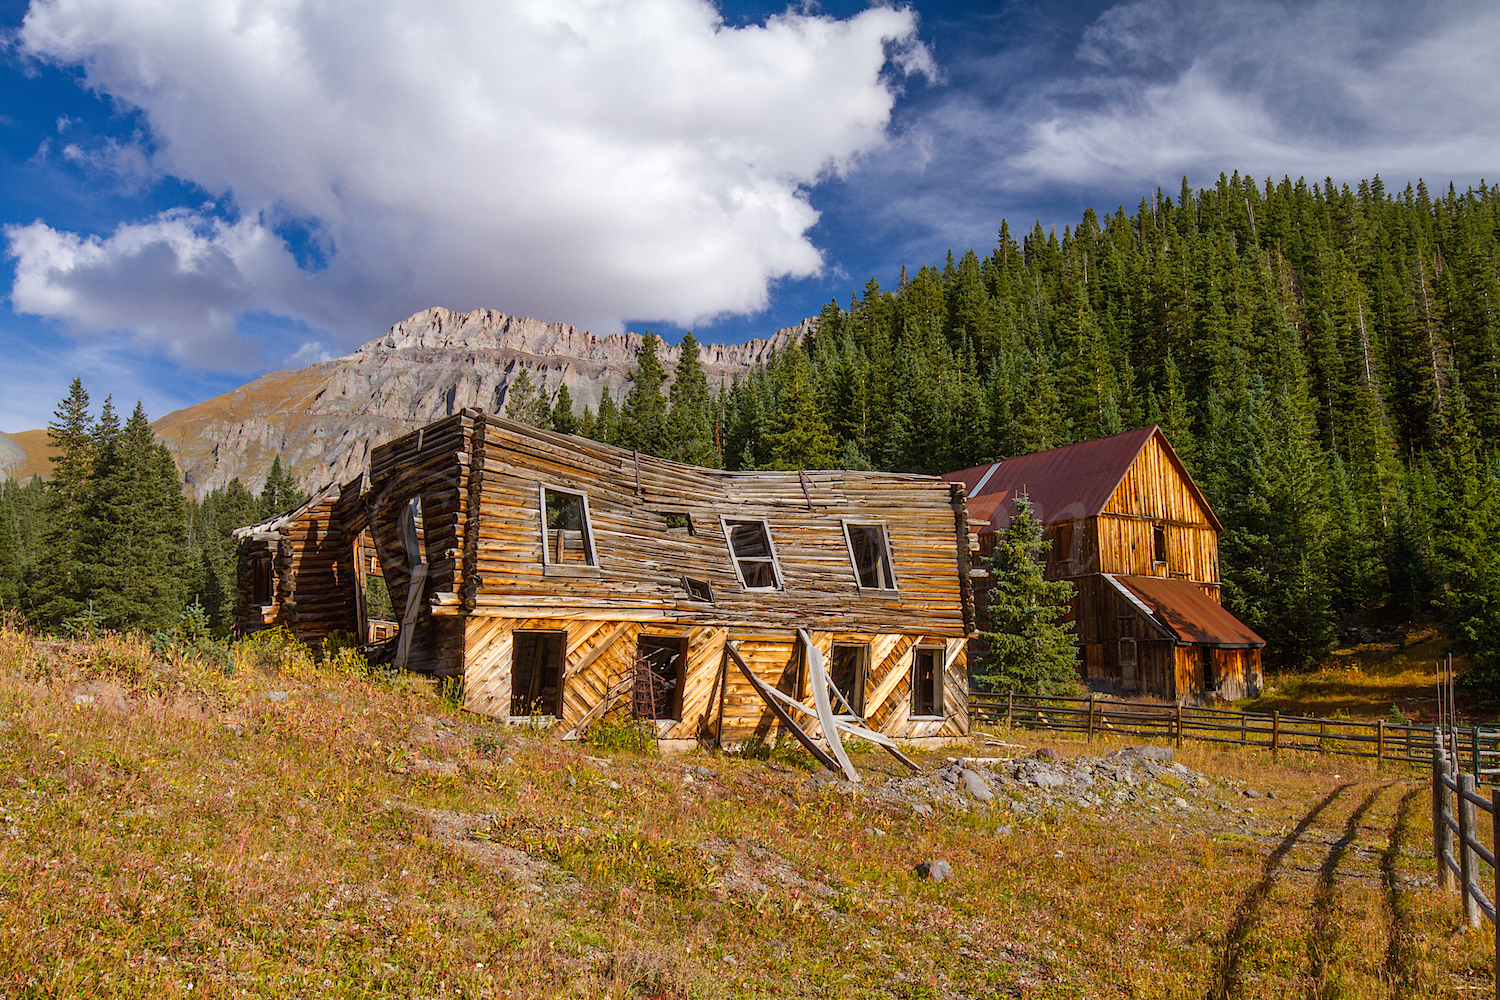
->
[941,426,1220,531]
[1114,575,1264,648]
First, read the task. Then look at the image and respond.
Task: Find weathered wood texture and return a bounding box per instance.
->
[232,489,360,648]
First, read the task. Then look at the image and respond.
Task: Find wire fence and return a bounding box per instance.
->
[1431,731,1498,996]
[970,690,1500,781]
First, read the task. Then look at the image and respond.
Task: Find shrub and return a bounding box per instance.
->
[584,715,658,755]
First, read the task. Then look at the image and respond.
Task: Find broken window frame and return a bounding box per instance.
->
[250,551,274,606]
[720,516,784,591]
[633,634,686,722]
[538,485,598,571]
[910,645,945,720]
[841,520,899,593]
[829,642,869,719]
[511,630,565,718]
[680,576,713,603]
[1152,522,1168,565]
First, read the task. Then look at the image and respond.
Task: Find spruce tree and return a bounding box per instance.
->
[504,367,549,427]
[764,348,838,470]
[32,378,94,626]
[973,495,1079,695]
[620,333,670,456]
[258,456,307,520]
[0,482,21,610]
[666,332,717,467]
[550,383,577,435]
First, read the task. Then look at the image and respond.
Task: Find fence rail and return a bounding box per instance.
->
[970,690,1500,778]
[1431,734,1498,997]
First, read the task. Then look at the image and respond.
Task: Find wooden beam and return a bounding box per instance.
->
[560,673,635,740]
[724,642,844,776]
[564,621,634,681]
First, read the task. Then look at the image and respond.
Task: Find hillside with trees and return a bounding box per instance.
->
[2,172,1496,694]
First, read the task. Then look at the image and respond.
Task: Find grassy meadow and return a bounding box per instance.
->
[0,621,1493,998]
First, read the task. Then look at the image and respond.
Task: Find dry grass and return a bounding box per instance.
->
[1242,630,1494,724]
[0,622,1493,998]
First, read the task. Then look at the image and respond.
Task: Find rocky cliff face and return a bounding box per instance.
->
[149,307,807,499]
[0,432,24,480]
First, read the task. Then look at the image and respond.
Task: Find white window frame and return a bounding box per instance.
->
[841,519,900,593]
[538,485,598,571]
[720,516,784,591]
[909,644,946,721]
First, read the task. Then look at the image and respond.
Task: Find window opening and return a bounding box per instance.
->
[661,511,694,533]
[1152,522,1167,564]
[633,636,684,721]
[1055,521,1073,566]
[541,487,596,566]
[843,522,897,591]
[723,519,782,590]
[1201,646,1218,691]
[680,576,713,602]
[511,630,565,717]
[250,552,274,605]
[830,643,869,717]
[911,646,944,718]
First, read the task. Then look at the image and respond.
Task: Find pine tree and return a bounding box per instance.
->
[0,482,21,610]
[80,402,188,631]
[764,348,838,470]
[620,333,670,456]
[550,383,577,435]
[666,332,717,467]
[973,495,1079,695]
[595,389,620,446]
[32,378,94,626]
[258,456,307,520]
[504,367,549,427]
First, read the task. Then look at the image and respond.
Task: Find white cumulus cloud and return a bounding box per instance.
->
[11,0,931,358]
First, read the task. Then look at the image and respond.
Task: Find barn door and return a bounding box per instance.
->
[1117,616,1139,692]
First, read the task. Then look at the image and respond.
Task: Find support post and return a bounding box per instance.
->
[1271,710,1280,752]
[1240,711,1246,744]
[1434,743,1452,890]
[1472,727,1481,781]
[1376,719,1385,766]
[1087,693,1096,742]
[1457,773,1479,927]
[1493,788,1499,1000]
[1007,691,1014,729]
[1175,701,1183,748]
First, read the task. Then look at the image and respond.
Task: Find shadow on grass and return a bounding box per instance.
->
[1380,787,1425,998]
[1211,782,1349,1000]
[1308,785,1385,988]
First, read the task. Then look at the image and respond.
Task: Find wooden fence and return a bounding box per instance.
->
[970,690,1500,779]
[1431,734,1498,996]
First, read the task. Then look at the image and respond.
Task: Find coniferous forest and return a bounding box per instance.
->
[2,173,1497,693]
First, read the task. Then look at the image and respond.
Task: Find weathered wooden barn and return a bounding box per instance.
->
[236,410,976,763]
[942,426,1264,702]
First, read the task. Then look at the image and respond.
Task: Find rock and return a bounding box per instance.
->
[911,803,933,818]
[1172,797,1190,811]
[1242,788,1261,798]
[72,694,94,706]
[914,859,951,882]
[1034,747,1060,762]
[1111,745,1173,763]
[960,769,994,802]
[1265,789,1276,799]
[264,691,289,702]
[608,781,621,791]
[865,827,887,837]
[0,721,11,731]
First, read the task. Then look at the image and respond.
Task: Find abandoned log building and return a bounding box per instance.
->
[942,425,1264,703]
[235,410,976,754]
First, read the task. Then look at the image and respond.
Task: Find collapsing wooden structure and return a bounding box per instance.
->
[943,426,1264,703]
[235,410,976,766]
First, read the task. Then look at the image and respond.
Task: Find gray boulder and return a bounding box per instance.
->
[914,859,951,882]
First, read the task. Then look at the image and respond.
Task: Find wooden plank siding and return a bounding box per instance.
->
[228,409,972,744]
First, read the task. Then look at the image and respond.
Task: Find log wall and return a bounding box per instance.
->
[232,490,360,648]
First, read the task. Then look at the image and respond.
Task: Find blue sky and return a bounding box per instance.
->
[2,0,1497,431]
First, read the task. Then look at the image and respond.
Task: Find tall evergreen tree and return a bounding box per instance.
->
[550,383,577,435]
[258,456,307,520]
[973,495,1079,694]
[666,332,717,466]
[764,347,838,470]
[504,367,550,427]
[32,378,94,626]
[0,482,21,610]
[620,333,670,456]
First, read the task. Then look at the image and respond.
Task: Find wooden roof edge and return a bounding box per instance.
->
[1101,573,1176,642]
[1145,427,1224,534]
[231,482,342,540]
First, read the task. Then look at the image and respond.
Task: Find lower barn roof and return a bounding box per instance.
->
[1113,575,1265,649]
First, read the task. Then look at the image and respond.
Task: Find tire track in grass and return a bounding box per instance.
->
[1380,788,1423,998]
[1307,785,1384,995]
[1211,783,1349,1000]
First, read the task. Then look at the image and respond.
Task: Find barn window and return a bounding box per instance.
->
[661,511,694,533]
[723,518,782,590]
[911,646,945,718]
[540,487,596,567]
[633,635,685,721]
[250,552,274,605]
[1055,521,1074,566]
[831,643,869,717]
[1152,522,1167,564]
[511,631,564,717]
[843,522,897,591]
[680,576,713,602]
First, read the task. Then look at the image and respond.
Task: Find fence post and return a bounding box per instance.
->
[1240,711,1246,744]
[1457,773,1479,927]
[1272,710,1280,752]
[1007,691,1013,729]
[1472,726,1481,781]
[1434,743,1452,891]
[1175,701,1183,748]
[1087,693,1096,742]
[1376,720,1385,767]
[1492,787,1498,999]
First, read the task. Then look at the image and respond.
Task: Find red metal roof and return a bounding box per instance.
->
[1115,575,1264,648]
[941,426,1220,531]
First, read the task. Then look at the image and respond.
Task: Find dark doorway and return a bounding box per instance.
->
[830,643,869,717]
[512,631,565,717]
[633,635,685,721]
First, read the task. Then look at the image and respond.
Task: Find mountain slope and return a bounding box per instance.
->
[145,307,806,497]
